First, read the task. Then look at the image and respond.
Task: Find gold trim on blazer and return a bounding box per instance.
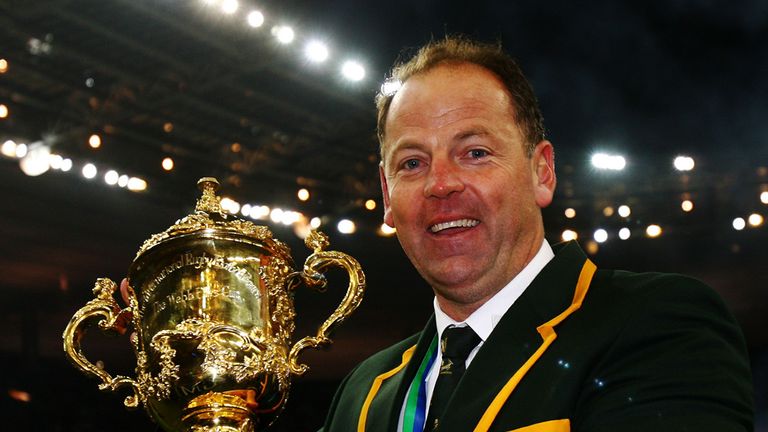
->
[358,345,418,431]
[507,419,570,432]
[473,260,596,432]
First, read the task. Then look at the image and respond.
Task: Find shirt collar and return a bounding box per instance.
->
[433,239,555,342]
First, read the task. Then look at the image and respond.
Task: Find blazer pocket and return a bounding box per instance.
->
[507,419,570,432]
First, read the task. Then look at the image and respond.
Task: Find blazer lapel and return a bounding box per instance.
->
[437,241,590,431]
[363,317,438,432]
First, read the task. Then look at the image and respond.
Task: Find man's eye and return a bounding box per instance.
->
[403,159,421,170]
[469,149,488,159]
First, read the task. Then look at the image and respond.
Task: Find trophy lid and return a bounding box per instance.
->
[133,177,292,263]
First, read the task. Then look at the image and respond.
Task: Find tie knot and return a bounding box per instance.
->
[440,326,480,361]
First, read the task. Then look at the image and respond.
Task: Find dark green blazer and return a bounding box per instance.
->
[321,241,753,432]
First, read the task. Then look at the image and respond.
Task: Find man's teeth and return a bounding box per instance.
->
[429,219,479,233]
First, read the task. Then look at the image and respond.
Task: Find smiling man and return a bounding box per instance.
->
[321,37,753,432]
[379,61,554,322]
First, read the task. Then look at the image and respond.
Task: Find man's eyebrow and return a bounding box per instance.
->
[455,128,488,140]
[389,140,426,155]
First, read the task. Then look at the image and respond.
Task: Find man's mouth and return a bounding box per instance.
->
[429,218,480,233]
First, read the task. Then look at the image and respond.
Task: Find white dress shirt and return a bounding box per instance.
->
[397,240,555,430]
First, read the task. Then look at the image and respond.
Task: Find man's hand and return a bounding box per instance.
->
[113,278,135,337]
[224,389,260,412]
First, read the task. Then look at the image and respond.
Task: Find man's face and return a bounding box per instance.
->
[380,63,556,318]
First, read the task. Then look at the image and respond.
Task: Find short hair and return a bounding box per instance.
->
[375,36,546,157]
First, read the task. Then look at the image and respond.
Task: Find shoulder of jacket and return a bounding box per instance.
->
[587,269,730,321]
[595,268,715,297]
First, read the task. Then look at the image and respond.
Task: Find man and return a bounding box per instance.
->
[321,37,753,431]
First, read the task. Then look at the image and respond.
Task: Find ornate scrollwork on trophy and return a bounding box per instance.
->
[63,177,366,432]
[62,278,144,408]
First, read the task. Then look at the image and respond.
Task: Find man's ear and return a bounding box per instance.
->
[531,140,556,208]
[379,164,395,227]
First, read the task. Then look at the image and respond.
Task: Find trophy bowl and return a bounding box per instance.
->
[63,177,365,431]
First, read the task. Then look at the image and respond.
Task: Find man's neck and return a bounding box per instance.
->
[436,296,492,322]
[433,239,554,323]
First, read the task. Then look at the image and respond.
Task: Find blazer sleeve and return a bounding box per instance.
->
[573,275,753,432]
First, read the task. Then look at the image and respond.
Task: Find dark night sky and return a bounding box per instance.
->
[288,0,768,161]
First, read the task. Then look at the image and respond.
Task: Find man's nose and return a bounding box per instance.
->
[424,159,465,198]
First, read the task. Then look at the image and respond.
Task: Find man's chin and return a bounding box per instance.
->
[421,266,479,294]
[408,251,486,286]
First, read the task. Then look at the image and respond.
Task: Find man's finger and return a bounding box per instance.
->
[119,278,133,305]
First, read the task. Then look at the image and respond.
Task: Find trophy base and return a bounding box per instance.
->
[182,392,255,432]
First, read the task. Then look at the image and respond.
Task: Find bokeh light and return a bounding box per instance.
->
[82,163,97,179]
[337,219,356,234]
[748,213,763,227]
[591,153,626,171]
[674,156,695,171]
[646,224,662,238]
[247,10,264,27]
[297,188,310,201]
[561,229,578,241]
[619,227,631,240]
[88,134,101,149]
[341,60,365,81]
[273,26,295,44]
[593,228,608,243]
[379,223,396,236]
[305,40,329,63]
[618,205,631,217]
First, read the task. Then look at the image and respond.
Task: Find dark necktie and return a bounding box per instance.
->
[425,325,481,431]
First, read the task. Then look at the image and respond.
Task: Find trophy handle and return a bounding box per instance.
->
[62,278,143,408]
[287,231,366,375]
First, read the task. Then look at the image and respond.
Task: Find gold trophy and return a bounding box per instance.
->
[63,177,365,431]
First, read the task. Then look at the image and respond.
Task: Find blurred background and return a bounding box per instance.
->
[0,0,765,430]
